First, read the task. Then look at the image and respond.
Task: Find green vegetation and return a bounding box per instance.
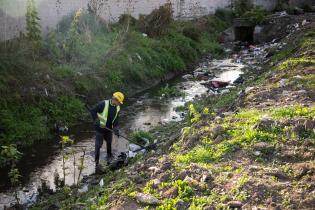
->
[278,58,315,71]
[130,130,154,146]
[242,6,268,24]
[158,85,184,98]
[0,4,230,150]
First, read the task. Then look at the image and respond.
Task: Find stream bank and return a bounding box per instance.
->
[30,19,315,210]
[1,47,249,209]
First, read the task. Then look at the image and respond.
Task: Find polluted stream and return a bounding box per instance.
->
[0,55,247,209]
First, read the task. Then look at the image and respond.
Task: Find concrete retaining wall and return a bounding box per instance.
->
[1,0,312,41]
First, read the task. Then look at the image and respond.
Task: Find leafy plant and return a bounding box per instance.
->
[158,84,184,98]
[1,144,22,204]
[130,130,153,146]
[26,0,42,58]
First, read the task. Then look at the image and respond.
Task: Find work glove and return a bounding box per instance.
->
[113,128,120,137]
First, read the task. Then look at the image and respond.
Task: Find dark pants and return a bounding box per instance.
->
[95,130,112,164]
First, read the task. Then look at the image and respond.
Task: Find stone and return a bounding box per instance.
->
[162,186,178,198]
[160,161,172,171]
[152,179,161,188]
[253,142,274,151]
[255,116,275,131]
[253,151,261,156]
[182,74,193,80]
[177,170,189,180]
[214,135,224,143]
[200,173,213,183]
[135,193,160,205]
[158,172,171,182]
[210,125,225,139]
[227,200,243,208]
[245,87,255,94]
[279,79,288,87]
[304,120,314,130]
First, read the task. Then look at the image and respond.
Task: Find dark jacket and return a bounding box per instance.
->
[90,100,119,133]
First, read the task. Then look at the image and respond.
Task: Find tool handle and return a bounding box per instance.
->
[85,103,145,148]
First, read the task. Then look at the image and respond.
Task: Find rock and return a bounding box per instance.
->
[200,173,213,184]
[245,87,255,94]
[253,142,274,151]
[255,116,275,131]
[210,125,225,139]
[158,173,171,182]
[177,170,190,180]
[214,116,223,123]
[304,119,314,130]
[253,151,261,156]
[227,201,243,208]
[279,79,288,87]
[152,179,161,188]
[266,171,289,180]
[175,200,189,209]
[204,206,215,210]
[162,186,178,198]
[182,74,193,80]
[160,161,172,171]
[214,135,224,143]
[135,193,160,205]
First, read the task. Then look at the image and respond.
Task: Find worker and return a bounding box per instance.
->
[89,92,124,167]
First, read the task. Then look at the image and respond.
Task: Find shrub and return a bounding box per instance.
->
[0,105,49,146]
[137,3,173,37]
[118,14,137,26]
[241,6,268,25]
[234,0,253,17]
[182,26,201,41]
[130,130,153,146]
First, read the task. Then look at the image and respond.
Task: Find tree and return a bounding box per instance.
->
[26,0,42,57]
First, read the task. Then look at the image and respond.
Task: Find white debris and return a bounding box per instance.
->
[129,143,142,152]
[142,33,148,37]
[253,151,261,156]
[182,74,193,80]
[279,79,288,87]
[78,184,88,194]
[99,179,104,187]
[302,19,309,26]
[245,87,255,94]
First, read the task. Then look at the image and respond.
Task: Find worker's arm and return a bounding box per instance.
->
[90,101,105,121]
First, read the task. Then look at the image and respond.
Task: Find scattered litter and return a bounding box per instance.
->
[279,79,288,87]
[78,184,88,194]
[129,144,142,152]
[99,179,104,187]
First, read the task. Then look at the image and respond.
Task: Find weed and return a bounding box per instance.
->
[278,58,315,71]
[271,106,315,119]
[158,85,184,98]
[130,130,153,146]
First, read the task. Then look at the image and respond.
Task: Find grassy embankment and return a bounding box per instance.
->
[0,5,232,154]
[31,24,315,209]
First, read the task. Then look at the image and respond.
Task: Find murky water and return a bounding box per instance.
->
[0,57,246,209]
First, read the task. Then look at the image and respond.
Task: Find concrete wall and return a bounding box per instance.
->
[0,0,299,41]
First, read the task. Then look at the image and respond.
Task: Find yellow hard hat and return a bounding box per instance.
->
[113,91,125,104]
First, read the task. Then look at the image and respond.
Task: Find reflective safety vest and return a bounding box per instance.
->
[97,100,120,128]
